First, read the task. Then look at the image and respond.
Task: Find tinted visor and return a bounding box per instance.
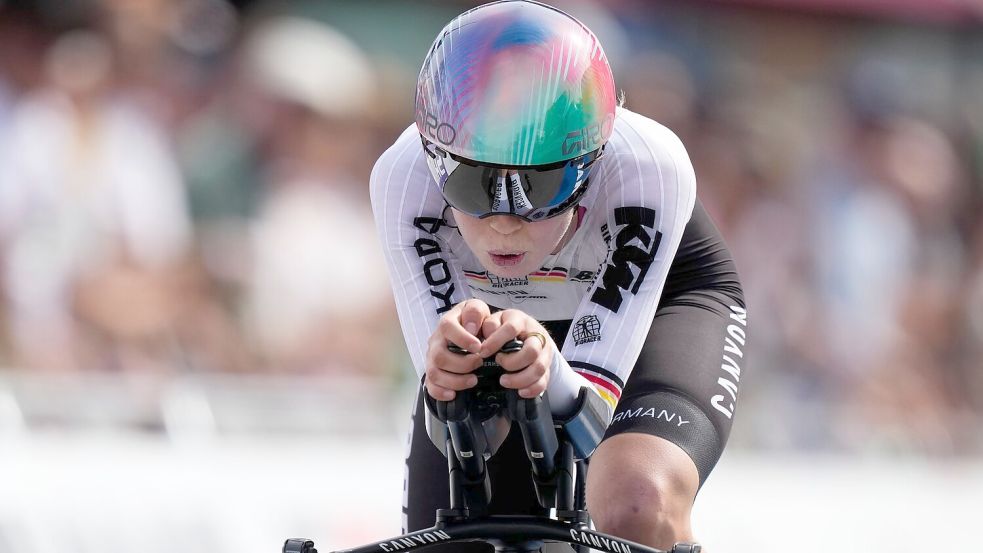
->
[422,137,603,221]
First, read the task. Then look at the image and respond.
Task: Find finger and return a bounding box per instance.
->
[499,361,548,391]
[495,345,537,372]
[518,379,549,399]
[459,299,491,339]
[480,312,502,343]
[427,368,479,392]
[437,313,482,354]
[479,309,525,357]
[431,347,483,374]
[427,333,482,374]
[426,380,457,401]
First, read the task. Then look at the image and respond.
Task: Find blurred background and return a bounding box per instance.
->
[0,0,981,551]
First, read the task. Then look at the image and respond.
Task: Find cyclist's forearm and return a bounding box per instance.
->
[544,346,591,417]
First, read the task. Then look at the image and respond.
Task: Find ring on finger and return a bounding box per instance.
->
[523,331,549,350]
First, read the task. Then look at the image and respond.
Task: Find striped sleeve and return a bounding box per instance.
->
[562,109,697,412]
[370,125,472,379]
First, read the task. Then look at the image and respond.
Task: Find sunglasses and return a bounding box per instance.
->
[422,137,604,221]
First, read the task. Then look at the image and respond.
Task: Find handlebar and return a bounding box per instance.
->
[423,338,562,516]
[443,338,558,478]
[282,340,706,553]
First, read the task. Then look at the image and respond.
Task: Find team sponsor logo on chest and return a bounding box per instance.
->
[465,267,596,305]
[591,207,661,313]
[463,270,529,288]
[464,267,596,287]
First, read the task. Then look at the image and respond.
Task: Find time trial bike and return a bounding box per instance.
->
[284,340,702,553]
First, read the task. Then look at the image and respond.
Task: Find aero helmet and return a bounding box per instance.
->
[416,0,616,220]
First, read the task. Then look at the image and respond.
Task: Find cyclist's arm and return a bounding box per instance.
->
[370,125,472,379]
[559,110,698,421]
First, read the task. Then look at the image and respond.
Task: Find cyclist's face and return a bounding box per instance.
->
[453,208,576,278]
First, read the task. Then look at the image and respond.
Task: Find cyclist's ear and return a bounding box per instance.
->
[459,299,491,338]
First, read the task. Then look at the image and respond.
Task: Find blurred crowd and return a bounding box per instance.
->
[0,0,980,455]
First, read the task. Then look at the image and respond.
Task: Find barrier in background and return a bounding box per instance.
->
[1,432,979,553]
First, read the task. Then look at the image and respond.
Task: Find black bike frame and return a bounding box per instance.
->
[332,516,658,553]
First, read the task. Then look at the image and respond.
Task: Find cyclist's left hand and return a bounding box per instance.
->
[479,309,554,398]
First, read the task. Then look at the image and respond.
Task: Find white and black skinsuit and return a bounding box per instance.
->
[372,107,748,548]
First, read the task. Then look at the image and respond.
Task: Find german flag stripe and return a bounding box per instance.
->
[576,371,622,401]
[529,269,567,278]
[568,361,625,391]
[592,386,618,410]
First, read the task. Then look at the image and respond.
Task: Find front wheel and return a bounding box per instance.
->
[283,538,317,553]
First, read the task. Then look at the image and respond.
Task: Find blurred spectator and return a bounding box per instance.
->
[178,14,399,375]
[95,0,239,125]
[811,113,919,378]
[242,16,397,375]
[0,77,11,134]
[0,0,980,454]
[965,223,983,422]
[0,29,192,371]
[619,50,699,142]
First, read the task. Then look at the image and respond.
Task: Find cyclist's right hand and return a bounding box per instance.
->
[425,299,490,401]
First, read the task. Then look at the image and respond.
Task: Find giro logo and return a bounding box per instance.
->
[561,114,614,156]
[421,110,457,146]
[591,207,661,313]
[413,216,456,314]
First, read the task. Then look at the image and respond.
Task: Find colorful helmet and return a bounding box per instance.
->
[416,0,616,220]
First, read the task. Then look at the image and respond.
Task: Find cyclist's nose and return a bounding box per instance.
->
[487,214,524,235]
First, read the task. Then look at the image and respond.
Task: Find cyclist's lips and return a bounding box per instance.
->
[488,251,526,267]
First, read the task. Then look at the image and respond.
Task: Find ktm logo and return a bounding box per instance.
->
[591,207,661,313]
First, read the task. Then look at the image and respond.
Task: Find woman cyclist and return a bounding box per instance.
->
[370,1,747,550]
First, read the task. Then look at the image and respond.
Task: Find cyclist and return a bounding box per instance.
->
[370,1,747,551]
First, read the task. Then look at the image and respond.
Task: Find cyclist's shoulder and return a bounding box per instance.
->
[371,123,429,185]
[595,108,696,203]
[370,123,435,214]
[608,107,691,165]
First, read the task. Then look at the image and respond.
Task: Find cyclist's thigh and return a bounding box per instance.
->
[404,389,574,552]
[603,284,747,486]
[605,200,747,485]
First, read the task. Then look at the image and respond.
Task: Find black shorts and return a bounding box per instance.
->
[403,199,747,548]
